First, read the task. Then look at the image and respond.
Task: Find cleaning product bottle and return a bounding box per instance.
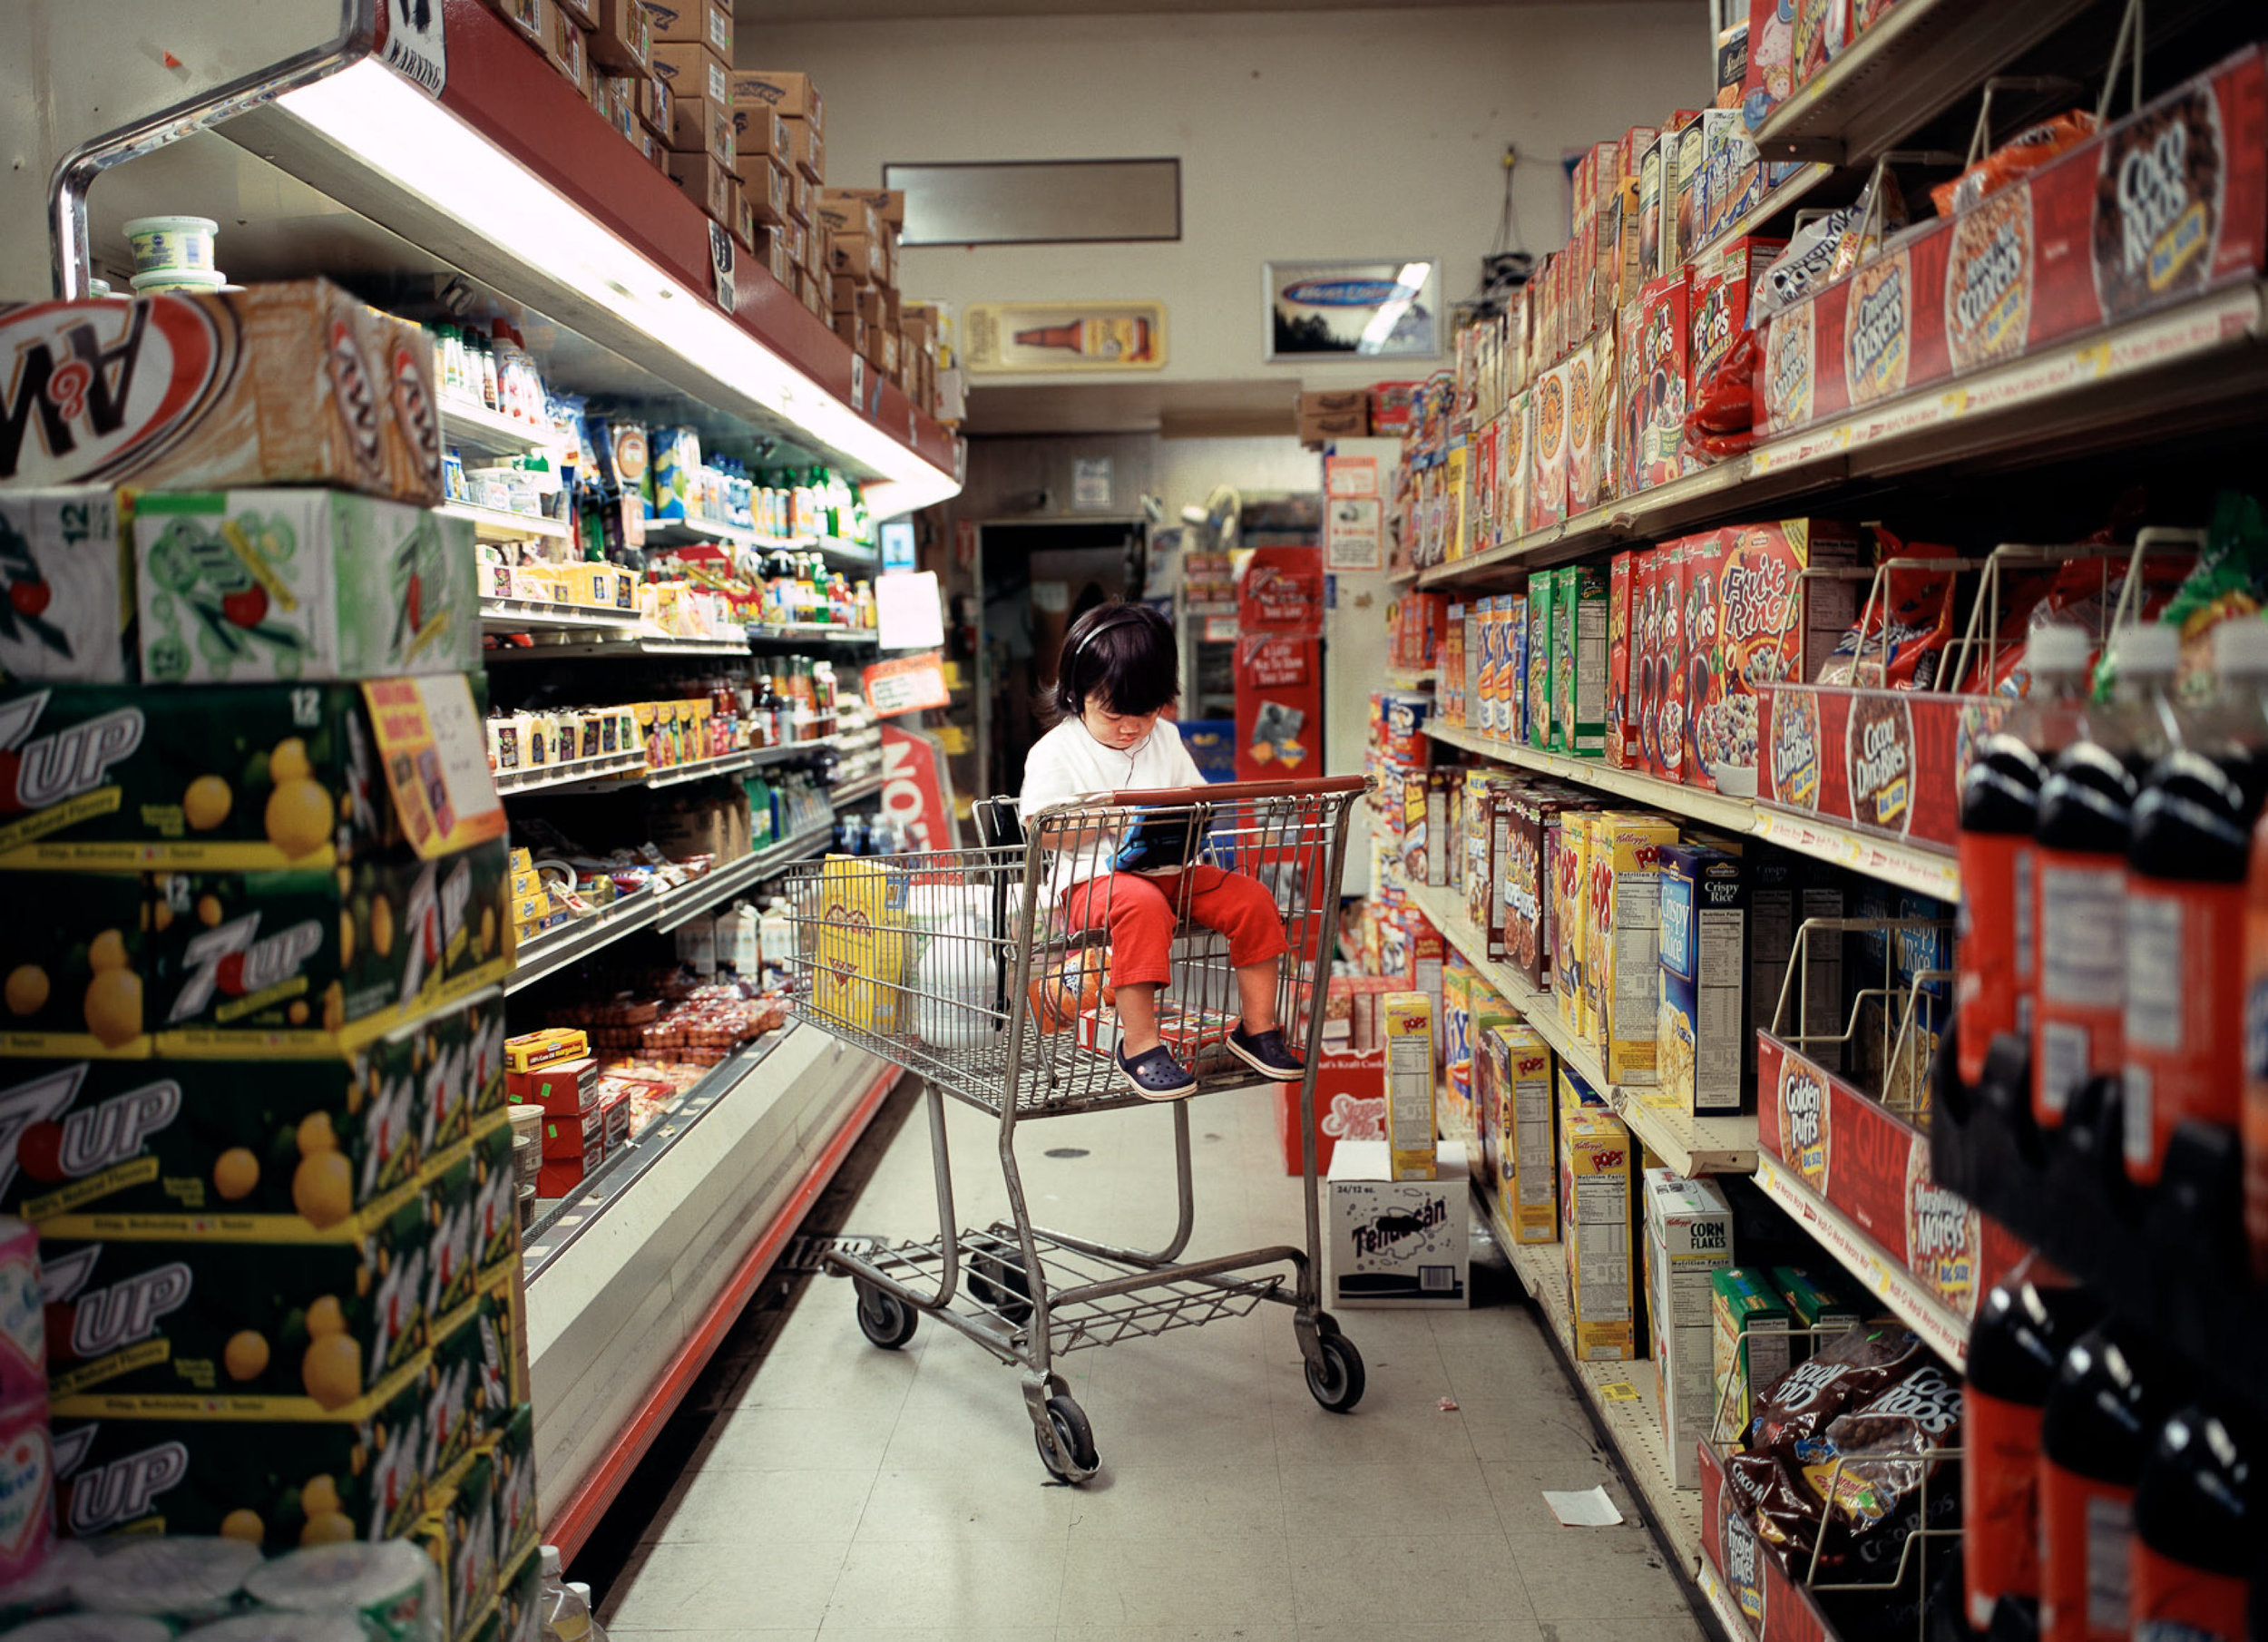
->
[2038,1321,2176,1642]
[2131,1399,2253,1642]
[2124,620,2263,1185]
[1957,623,2091,1089]
[2031,626,2153,1130]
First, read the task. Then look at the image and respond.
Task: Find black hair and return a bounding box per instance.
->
[1051,601,1178,722]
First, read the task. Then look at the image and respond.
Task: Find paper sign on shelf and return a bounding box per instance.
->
[709,222,736,315]
[1325,496,1383,571]
[863,652,952,717]
[1325,455,1378,498]
[361,677,507,858]
[876,570,946,650]
[376,0,446,97]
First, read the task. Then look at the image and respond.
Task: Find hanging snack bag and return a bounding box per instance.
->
[1928,110,2100,219]
[1817,533,1959,689]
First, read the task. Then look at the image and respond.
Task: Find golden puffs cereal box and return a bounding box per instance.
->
[1382,991,1436,1181]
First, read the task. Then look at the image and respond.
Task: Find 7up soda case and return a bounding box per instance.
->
[134,491,476,686]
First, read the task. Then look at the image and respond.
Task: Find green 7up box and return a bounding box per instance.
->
[149,836,511,1056]
[134,491,475,685]
[2,869,154,1057]
[51,1365,428,1543]
[0,675,495,871]
[41,1193,431,1417]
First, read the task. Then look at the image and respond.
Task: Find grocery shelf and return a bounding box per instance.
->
[493,748,647,795]
[831,770,885,805]
[479,596,643,636]
[638,751,755,789]
[748,738,836,768]
[1453,1114,1706,1582]
[505,823,834,994]
[644,517,762,552]
[439,395,560,457]
[1400,873,1759,1176]
[748,622,880,647]
[1383,668,1436,691]
[439,500,572,542]
[815,537,880,570]
[1753,1151,1970,1370]
[484,631,753,660]
[1413,281,2268,591]
[1420,721,1959,899]
[1750,0,2098,169]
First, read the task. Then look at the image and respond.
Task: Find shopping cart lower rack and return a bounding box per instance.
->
[778,776,1371,1481]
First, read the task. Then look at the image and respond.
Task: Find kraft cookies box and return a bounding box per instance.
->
[0,279,445,503]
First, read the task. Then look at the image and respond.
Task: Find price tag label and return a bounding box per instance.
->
[851,353,867,410]
[709,221,736,315]
[1598,1382,1640,1403]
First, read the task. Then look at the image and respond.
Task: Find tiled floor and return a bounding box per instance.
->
[599,1084,1707,1642]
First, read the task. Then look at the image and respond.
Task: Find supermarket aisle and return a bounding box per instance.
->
[598,1085,1705,1641]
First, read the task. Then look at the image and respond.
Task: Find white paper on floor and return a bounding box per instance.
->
[1541,1486,1625,1527]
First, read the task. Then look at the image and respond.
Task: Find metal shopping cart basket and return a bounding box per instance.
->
[777,776,1371,1482]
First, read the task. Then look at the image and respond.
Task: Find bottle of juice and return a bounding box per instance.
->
[1957,624,2090,1089]
[2038,1320,2176,1642]
[2031,627,2151,1129]
[2125,620,2263,1184]
[1963,1256,2103,1636]
[2130,1400,2253,1642]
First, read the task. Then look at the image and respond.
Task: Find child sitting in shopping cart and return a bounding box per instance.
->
[1020,601,1305,1099]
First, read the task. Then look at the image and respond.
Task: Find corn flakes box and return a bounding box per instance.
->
[147,837,513,1056]
[43,1192,432,1417]
[51,1365,430,1543]
[134,491,476,686]
[0,678,501,872]
[811,855,911,1037]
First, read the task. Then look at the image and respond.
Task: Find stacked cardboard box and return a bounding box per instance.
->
[733,71,829,312]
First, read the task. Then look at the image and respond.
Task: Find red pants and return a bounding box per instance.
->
[1061,866,1289,990]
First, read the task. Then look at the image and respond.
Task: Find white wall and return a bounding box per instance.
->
[746,4,1706,386]
[1152,435,1319,520]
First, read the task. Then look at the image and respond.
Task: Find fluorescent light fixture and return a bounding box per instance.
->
[1356,260,1432,356]
[275,62,958,513]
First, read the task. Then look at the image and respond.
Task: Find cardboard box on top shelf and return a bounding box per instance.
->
[552,0,594,25]
[667,149,736,224]
[732,191,758,254]
[753,224,796,287]
[590,0,649,71]
[828,231,885,284]
[644,0,730,59]
[650,39,728,109]
[735,104,790,173]
[816,193,881,244]
[833,311,867,357]
[483,0,546,48]
[667,93,735,171]
[748,159,792,228]
[822,187,904,228]
[789,171,815,226]
[637,68,670,137]
[782,115,824,184]
[540,5,588,92]
[729,70,824,132]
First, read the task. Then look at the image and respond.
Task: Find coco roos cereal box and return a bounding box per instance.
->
[0,280,445,503]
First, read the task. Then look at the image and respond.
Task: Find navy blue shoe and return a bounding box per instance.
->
[1227,1026,1304,1081]
[1118,1042,1197,1099]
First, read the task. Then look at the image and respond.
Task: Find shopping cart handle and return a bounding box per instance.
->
[1107,776,1370,805]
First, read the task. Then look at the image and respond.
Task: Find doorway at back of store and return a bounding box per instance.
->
[978,518,1147,797]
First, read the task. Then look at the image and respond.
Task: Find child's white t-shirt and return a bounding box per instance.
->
[1020,716,1206,894]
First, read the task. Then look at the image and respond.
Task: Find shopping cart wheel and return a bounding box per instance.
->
[969,1250,1032,1326]
[1033,1393,1099,1481]
[853,1281,918,1350]
[1304,1333,1366,1412]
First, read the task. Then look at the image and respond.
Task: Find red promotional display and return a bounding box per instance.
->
[1759,682,2000,853]
[876,723,957,851]
[1236,544,1325,783]
[1697,1441,1844,1642]
[1275,1048,1387,1175]
[1756,1031,2028,1359]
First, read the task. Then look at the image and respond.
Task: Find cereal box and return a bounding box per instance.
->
[1504,791,1560,990]
[0,280,445,503]
[133,491,478,686]
[1525,574,1554,751]
[1632,546,1661,776]
[1528,361,1571,533]
[1645,1168,1735,1482]
[1442,961,1474,1123]
[1711,1266,1794,1441]
[1670,114,1707,272]
[1382,992,1437,1181]
[1546,567,1573,755]
[1565,345,1598,514]
[1634,274,1692,489]
[1463,770,1502,936]
[1745,0,1794,124]
[1490,1021,1559,1241]
[1654,539,1689,785]
[1703,519,1864,795]
[1554,812,1593,1038]
[1678,530,1726,790]
[1608,551,1638,767]
[1595,812,1683,1084]
[1691,235,1786,390]
[1563,563,1609,757]
[1471,597,1499,738]
[1561,1102,1640,1360]
[812,855,912,1037]
[1505,592,1529,742]
[1638,133,1668,284]
[1589,324,1619,510]
[1503,389,1530,541]
[1657,843,1750,1115]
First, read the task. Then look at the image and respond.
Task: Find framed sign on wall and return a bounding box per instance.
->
[1264,259,1441,360]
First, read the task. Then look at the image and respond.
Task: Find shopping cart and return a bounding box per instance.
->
[777,776,1371,1481]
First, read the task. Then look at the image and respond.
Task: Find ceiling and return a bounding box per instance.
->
[738,0,1538,19]
[962,377,1305,438]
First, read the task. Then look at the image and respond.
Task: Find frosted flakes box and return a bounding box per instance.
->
[0,280,445,503]
[134,491,476,686]
[0,489,129,683]
[51,1367,428,1542]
